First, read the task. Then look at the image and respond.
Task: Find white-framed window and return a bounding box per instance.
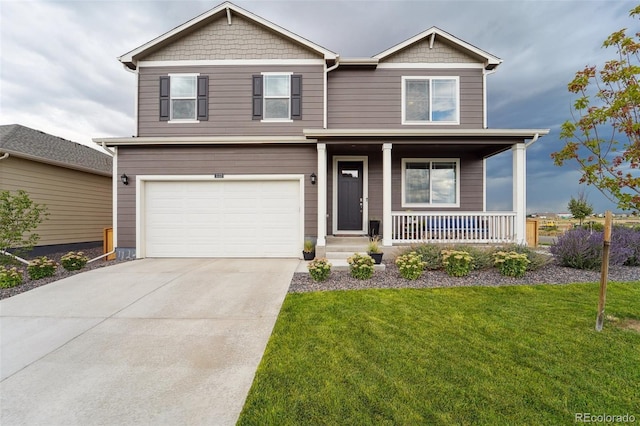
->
[169,74,199,121]
[263,73,292,120]
[401,76,459,125]
[252,73,301,121]
[401,158,460,207]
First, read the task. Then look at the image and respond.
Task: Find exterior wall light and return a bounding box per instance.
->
[121,174,129,185]
[310,173,317,185]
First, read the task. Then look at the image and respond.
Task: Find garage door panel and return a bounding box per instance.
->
[144,179,300,257]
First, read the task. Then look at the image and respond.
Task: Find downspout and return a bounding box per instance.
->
[0,152,8,160]
[0,250,29,265]
[481,65,497,210]
[101,142,114,156]
[482,67,498,129]
[525,132,540,148]
[324,56,340,129]
[121,64,139,137]
[87,250,116,264]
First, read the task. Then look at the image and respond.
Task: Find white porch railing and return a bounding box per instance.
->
[391,212,517,244]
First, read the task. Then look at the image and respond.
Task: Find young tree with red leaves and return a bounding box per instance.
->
[552,5,640,212]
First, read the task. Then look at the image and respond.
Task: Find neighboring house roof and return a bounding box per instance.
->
[373,27,502,70]
[118,1,338,70]
[0,124,112,176]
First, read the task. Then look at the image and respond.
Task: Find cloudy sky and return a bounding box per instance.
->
[1,0,637,214]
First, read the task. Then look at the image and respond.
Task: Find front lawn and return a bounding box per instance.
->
[238,282,640,425]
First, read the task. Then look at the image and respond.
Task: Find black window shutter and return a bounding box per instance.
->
[291,74,302,120]
[197,76,208,121]
[252,75,263,120]
[159,76,170,121]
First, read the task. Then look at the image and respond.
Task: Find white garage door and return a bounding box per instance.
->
[143,179,301,257]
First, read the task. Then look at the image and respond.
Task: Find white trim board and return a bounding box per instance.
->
[377,63,484,69]
[138,59,325,67]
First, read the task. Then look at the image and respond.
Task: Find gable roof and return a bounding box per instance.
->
[373,27,502,70]
[119,1,338,70]
[0,124,112,176]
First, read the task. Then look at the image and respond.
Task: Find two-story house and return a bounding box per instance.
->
[95,1,548,259]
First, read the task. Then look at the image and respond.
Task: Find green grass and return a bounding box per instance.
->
[238,282,640,425]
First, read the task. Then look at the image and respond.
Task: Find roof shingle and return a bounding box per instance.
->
[0,124,112,176]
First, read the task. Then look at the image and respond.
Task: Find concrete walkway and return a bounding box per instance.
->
[0,258,298,426]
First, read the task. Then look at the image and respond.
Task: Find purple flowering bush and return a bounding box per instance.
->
[551,228,601,270]
[550,226,640,270]
[613,226,640,266]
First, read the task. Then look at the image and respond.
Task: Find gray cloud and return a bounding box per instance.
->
[1,0,637,213]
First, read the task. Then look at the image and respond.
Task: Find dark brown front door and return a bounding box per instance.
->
[337,161,363,231]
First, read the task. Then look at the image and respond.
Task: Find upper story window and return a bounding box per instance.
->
[252,73,302,121]
[264,74,290,120]
[159,74,208,122]
[170,75,197,120]
[401,158,460,207]
[402,77,459,125]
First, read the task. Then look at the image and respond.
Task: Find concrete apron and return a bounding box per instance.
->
[0,258,298,426]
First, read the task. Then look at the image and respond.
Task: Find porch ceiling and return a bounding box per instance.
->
[306,128,549,159]
[325,142,511,158]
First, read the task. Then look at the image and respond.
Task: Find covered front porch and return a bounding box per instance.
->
[306,129,548,254]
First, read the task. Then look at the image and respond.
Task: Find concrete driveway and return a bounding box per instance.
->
[0,258,298,426]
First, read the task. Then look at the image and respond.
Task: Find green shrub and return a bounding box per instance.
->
[0,265,23,288]
[407,244,443,270]
[583,221,604,232]
[0,190,48,264]
[395,251,426,280]
[308,258,332,282]
[494,251,530,278]
[347,253,375,280]
[441,250,473,277]
[496,244,551,271]
[27,256,57,280]
[453,244,493,270]
[60,251,89,271]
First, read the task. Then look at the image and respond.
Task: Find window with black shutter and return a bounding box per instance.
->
[159,74,208,121]
[252,74,302,121]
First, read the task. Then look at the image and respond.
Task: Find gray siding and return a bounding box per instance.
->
[138,65,324,137]
[0,156,112,246]
[327,68,484,129]
[325,144,484,235]
[116,145,317,247]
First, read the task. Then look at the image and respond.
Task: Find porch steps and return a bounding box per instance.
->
[297,236,386,272]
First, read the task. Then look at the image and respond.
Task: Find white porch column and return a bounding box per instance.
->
[382,143,393,246]
[512,143,526,244]
[316,143,327,249]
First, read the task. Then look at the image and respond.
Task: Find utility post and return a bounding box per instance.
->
[595,210,612,332]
